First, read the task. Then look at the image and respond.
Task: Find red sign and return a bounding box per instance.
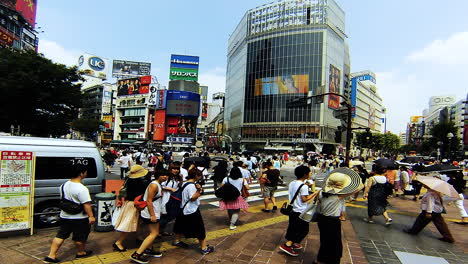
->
[153,110,166,141]
[140,75,151,85]
[0,27,14,46]
[1,151,33,160]
[16,0,37,27]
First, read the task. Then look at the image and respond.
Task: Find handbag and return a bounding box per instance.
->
[241,179,250,198]
[134,183,162,210]
[59,183,83,214]
[111,206,121,226]
[280,183,305,216]
[299,190,321,222]
[215,178,241,201]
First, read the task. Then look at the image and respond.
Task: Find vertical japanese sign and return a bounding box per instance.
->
[0,151,35,234]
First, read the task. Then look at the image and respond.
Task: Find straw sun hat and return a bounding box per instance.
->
[323,168,362,195]
[128,165,148,179]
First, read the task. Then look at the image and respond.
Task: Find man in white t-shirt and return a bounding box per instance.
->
[118,151,132,179]
[279,166,317,257]
[44,165,95,263]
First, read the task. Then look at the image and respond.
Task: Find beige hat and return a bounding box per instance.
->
[128,165,148,179]
[323,168,362,194]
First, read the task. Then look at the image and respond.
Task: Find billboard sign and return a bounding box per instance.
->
[350,78,357,118]
[166,90,200,117]
[147,84,158,106]
[328,64,341,110]
[112,60,151,78]
[0,26,14,46]
[153,110,166,141]
[254,75,308,96]
[77,53,109,80]
[155,90,167,109]
[9,0,38,27]
[167,117,196,136]
[117,76,150,96]
[170,54,199,81]
[201,103,208,120]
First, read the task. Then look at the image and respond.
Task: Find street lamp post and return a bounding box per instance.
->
[446,132,454,160]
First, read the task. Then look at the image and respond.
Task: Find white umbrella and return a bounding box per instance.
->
[349,160,364,167]
[416,176,460,199]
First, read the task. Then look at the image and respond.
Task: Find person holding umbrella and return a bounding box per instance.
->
[404,176,456,243]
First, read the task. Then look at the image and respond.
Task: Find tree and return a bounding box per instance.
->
[0,49,83,137]
[428,121,460,158]
[355,131,400,155]
[70,118,104,139]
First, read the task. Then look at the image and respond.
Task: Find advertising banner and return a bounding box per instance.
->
[112,60,151,78]
[155,90,167,109]
[0,151,35,234]
[350,78,357,118]
[170,68,199,81]
[166,117,196,136]
[201,103,208,120]
[117,77,150,96]
[328,64,341,109]
[15,0,38,27]
[254,75,308,96]
[147,84,158,106]
[0,26,14,46]
[170,54,199,69]
[77,53,109,80]
[153,110,166,141]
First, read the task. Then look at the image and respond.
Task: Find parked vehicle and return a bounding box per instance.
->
[0,136,105,227]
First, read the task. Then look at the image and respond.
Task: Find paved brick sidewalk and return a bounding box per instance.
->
[0,200,366,264]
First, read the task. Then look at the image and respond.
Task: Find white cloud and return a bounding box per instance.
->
[198,67,226,102]
[407,32,468,65]
[37,39,82,66]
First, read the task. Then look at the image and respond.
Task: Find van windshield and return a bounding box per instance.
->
[35,157,98,180]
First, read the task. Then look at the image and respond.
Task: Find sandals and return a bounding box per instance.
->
[112,243,127,252]
[76,250,93,258]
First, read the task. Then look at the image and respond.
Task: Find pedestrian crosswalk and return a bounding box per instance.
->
[199,179,289,207]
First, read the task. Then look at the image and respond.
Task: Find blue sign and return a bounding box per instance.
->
[166,90,200,102]
[88,56,105,71]
[350,78,358,118]
[354,74,376,84]
[170,54,199,70]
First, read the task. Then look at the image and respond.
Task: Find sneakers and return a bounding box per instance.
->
[143,248,162,257]
[229,224,237,230]
[279,244,299,257]
[200,245,215,255]
[43,257,60,263]
[172,241,190,248]
[291,244,303,250]
[130,252,149,264]
[363,218,374,224]
[272,206,278,211]
[385,218,393,226]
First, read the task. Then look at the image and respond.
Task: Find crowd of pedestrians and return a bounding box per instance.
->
[44,148,467,264]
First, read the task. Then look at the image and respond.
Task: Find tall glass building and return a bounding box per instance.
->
[225,0,350,152]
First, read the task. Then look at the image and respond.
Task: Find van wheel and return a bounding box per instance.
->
[34,202,61,228]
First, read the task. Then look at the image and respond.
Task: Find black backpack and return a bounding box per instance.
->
[215,178,240,201]
[165,182,194,221]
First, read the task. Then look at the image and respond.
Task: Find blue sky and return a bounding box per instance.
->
[36,0,468,134]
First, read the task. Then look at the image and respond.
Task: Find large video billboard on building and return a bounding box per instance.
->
[166,90,200,117]
[77,53,109,80]
[169,54,199,81]
[328,64,341,109]
[117,76,151,96]
[112,60,151,78]
[254,75,308,96]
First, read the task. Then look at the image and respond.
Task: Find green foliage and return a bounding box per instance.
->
[428,121,460,157]
[0,49,83,137]
[70,118,104,139]
[355,131,400,154]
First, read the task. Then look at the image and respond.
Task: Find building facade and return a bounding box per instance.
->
[0,1,39,51]
[225,0,350,153]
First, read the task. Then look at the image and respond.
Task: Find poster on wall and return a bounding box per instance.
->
[254,75,308,96]
[117,77,150,96]
[201,103,208,120]
[0,151,35,234]
[328,64,341,109]
[153,110,166,141]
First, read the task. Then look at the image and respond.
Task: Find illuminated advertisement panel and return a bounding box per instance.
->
[117,76,150,96]
[328,64,341,109]
[169,54,199,81]
[166,117,196,136]
[165,90,200,117]
[153,110,166,141]
[254,75,308,96]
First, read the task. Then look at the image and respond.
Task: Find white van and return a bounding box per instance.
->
[0,136,106,227]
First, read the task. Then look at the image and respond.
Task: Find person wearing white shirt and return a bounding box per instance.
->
[218,167,250,230]
[172,169,214,255]
[279,166,317,257]
[118,151,132,179]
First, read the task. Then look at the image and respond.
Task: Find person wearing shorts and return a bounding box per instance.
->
[261,161,280,212]
[44,165,95,263]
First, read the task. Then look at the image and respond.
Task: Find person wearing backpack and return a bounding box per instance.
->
[113,164,151,252]
[279,166,317,257]
[219,167,250,230]
[172,169,215,255]
[362,162,393,226]
[159,163,182,236]
[44,165,95,263]
[130,169,168,263]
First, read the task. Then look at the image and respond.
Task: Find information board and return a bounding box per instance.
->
[0,151,35,234]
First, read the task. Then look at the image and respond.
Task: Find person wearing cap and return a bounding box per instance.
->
[313,168,363,264]
[113,162,151,252]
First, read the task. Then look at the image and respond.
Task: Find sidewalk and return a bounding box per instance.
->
[0,200,363,264]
